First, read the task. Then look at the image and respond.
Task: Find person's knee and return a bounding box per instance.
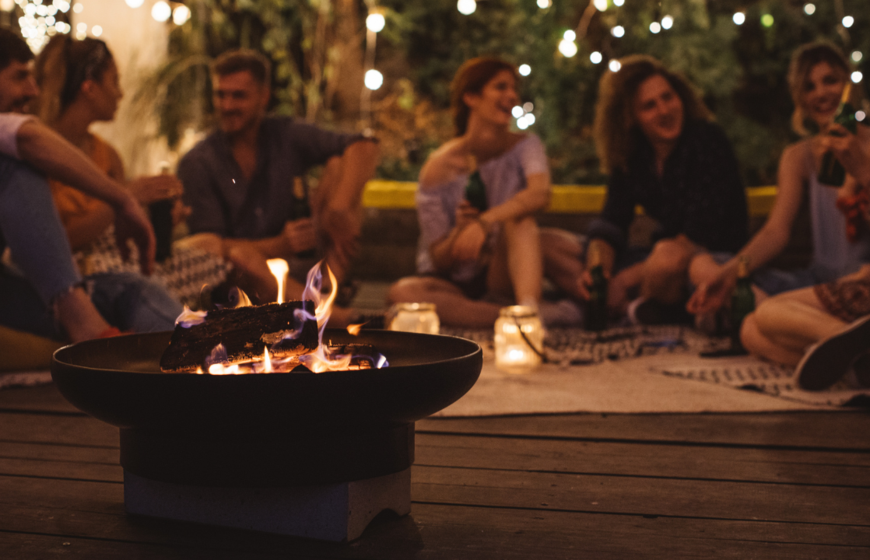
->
[740,312,761,352]
[752,297,782,334]
[645,239,692,278]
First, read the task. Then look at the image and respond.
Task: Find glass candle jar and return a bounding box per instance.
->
[494,305,544,373]
[388,302,440,334]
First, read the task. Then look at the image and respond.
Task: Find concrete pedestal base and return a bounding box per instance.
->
[123,468,411,542]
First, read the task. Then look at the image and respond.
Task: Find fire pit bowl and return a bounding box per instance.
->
[52,329,482,487]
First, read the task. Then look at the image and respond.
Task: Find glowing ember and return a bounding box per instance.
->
[267,258,289,304]
[347,323,364,336]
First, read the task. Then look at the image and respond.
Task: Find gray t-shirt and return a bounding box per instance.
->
[416,134,549,282]
[178,116,366,240]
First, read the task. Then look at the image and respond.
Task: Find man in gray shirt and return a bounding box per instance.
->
[177,49,379,303]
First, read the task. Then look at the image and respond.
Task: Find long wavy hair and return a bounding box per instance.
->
[788,41,855,136]
[450,57,519,136]
[31,35,114,125]
[593,54,713,175]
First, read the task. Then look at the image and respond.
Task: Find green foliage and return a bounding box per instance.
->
[142,0,868,186]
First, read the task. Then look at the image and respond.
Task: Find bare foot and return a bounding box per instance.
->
[54,287,113,342]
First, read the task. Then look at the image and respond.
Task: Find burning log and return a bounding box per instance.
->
[160,301,319,373]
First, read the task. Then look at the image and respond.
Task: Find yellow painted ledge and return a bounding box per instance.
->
[362,180,778,217]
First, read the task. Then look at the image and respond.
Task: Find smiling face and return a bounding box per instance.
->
[0,59,39,113]
[213,70,270,136]
[463,70,519,129]
[800,61,847,128]
[632,74,684,146]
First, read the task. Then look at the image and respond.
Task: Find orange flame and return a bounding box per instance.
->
[347,323,363,336]
[263,347,273,373]
[266,258,289,304]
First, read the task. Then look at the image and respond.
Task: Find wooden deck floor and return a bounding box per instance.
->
[1,384,868,559]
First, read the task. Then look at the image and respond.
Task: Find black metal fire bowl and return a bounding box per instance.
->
[51,330,482,486]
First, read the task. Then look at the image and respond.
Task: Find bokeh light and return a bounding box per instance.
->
[151,1,171,22]
[650,22,661,34]
[611,25,625,38]
[365,69,384,90]
[590,51,603,64]
[457,0,476,16]
[558,38,578,58]
[842,16,854,28]
[733,12,745,25]
[366,12,385,33]
[518,64,531,77]
[609,60,622,72]
[804,3,815,15]
[661,15,673,29]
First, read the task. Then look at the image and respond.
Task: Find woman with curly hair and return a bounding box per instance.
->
[389,57,584,328]
[582,55,748,324]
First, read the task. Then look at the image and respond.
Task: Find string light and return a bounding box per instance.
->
[609,60,621,72]
[733,12,745,25]
[761,14,774,27]
[611,25,625,38]
[124,0,144,8]
[661,15,673,29]
[590,51,603,64]
[173,5,191,25]
[366,11,385,33]
[853,51,863,63]
[518,64,531,76]
[511,106,524,118]
[564,29,576,42]
[842,16,854,28]
[593,0,607,11]
[650,22,661,34]
[613,0,624,6]
[558,38,578,58]
[803,3,815,15]
[365,69,384,90]
[523,102,534,113]
[1,0,14,11]
[73,2,82,13]
[852,71,863,84]
[91,24,101,36]
[457,0,476,16]
[151,1,171,22]
[536,0,550,8]
[857,111,866,122]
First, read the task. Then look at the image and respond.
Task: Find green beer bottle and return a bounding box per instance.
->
[464,156,488,213]
[730,256,755,352]
[818,83,858,187]
[586,243,608,332]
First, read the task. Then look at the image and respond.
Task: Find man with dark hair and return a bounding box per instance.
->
[0,26,179,342]
[178,48,379,304]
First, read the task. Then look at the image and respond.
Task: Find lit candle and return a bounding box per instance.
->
[494,306,544,373]
[388,303,440,334]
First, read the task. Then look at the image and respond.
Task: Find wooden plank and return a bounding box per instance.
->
[0,477,868,559]
[418,412,870,450]
[0,412,116,447]
[0,384,78,414]
[411,465,870,528]
[3,432,867,491]
[415,434,870,485]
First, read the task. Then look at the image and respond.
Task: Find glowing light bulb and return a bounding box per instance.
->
[593,0,607,11]
[661,15,673,29]
[512,106,524,118]
[366,12,385,33]
[151,1,171,22]
[761,14,774,27]
[842,16,854,28]
[173,5,191,25]
[518,64,531,76]
[852,71,863,84]
[75,21,85,32]
[609,59,621,72]
[125,0,144,8]
[525,113,536,125]
[804,3,815,15]
[590,51,603,64]
[611,25,624,38]
[365,69,384,90]
[536,0,551,8]
[73,2,82,13]
[650,22,661,34]
[558,39,578,58]
[853,51,863,63]
[614,0,624,6]
[516,115,530,130]
[91,24,101,36]
[733,12,745,25]
[457,0,476,15]
[563,29,576,42]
